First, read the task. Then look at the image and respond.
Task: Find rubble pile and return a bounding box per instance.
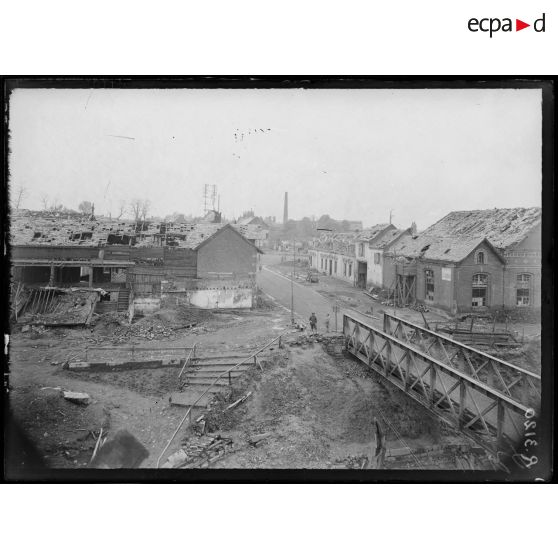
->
[21,324,48,338]
[334,454,369,469]
[287,332,345,349]
[110,320,177,342]
[162,434,234,469]
[18,289,100,326]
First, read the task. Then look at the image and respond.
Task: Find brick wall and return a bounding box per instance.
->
[414,241,505,313]
[453,246,504,312]
[196,227,258,278]
[415,261,456,312]
[382,255,397,290]
[502,227,541,309]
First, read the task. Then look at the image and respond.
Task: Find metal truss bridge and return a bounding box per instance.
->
[343,311,541,456]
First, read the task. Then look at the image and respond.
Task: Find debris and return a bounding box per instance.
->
[162,434,233,468]
[21,325,30,333]
[161,448,188,468]
[225,391,252,411]
[195,420,207,436]
[371,418,387,469]
[248,432,272,447]
[63,391,91,405]
[90,427,104,463]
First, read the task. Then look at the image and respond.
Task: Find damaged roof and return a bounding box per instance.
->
[388,207,540,263]
[422,207,541,250]
[369,228,409,250]
[312,231,357,256]
[313,223,394,255]
[10,210,265,249]
[389,234,505,263]
[355,223,393,242]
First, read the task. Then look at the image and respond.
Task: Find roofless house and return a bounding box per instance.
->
[11,213,263,314]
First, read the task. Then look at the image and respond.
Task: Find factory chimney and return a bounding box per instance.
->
[283,192,289,224]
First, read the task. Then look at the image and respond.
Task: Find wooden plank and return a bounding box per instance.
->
[169,391,221,407]
[183,377,233,386]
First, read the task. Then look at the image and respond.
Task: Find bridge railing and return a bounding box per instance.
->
[343,313,534,456]
[382,312,540,409]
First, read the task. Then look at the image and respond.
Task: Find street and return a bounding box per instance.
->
[257,260,343,332]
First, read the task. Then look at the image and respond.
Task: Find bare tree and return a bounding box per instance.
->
[49,197,63,211]
[140,199,151,221]
[130,198,142,222]
[12,185,27,210]
[78,201,93,214]
[116,199,126,219]
[40,193,50,211]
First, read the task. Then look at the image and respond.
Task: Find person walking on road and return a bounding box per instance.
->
[325,313,330,333]
[309,312,317,333]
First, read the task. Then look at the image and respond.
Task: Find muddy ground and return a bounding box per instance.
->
[6,276,539,473]
[189,343,473,469]
[6,307,292,471]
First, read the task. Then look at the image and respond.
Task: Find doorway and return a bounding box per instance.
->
[357,261,367,289]
[472,273,488,307]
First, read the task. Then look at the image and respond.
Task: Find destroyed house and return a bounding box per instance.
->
[308,224,398,288]
[11,214,263,311]
[308,232,357,284]
[353,224,398,289]
[383,207,542,313]
[365,227,412,289]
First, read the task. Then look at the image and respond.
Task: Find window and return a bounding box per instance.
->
[334,260,337,274]
[344,262,347,276]
[476,251,485,264]
[358,243,365,257]
[374,253,381,265]
[516,274,531,306]
[425,270,434,301]
[348,263,352,277]
[472,273,488,307]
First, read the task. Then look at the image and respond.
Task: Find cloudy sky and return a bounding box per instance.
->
[8,87,542,229]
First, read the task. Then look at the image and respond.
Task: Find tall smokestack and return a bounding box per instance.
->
[283,192,288,224]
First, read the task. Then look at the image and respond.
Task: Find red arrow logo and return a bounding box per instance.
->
[516,19,530,31]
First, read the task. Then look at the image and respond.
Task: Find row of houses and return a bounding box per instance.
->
[11,213,263,311]
[308,207,542,314]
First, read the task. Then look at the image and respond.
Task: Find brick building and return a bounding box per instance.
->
[196,224,262,278]
[384,208,541,313]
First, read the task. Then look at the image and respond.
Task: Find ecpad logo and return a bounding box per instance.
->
[468,13,546,37]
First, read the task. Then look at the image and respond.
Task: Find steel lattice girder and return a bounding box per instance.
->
[343,313,533,455]
[382,313,540,407]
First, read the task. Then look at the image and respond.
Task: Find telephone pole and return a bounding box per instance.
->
[291,236,295,324]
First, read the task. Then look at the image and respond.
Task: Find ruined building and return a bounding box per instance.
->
[383,207,542,313]
[11,212,263,313]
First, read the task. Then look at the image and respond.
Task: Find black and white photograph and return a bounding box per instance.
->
[2,78,553,480]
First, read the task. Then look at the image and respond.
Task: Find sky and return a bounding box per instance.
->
[8,87,542,230]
